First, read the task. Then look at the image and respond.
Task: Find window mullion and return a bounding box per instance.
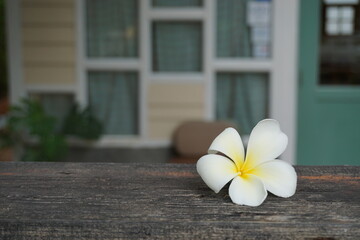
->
[139,0,151,139]
[204,0,215,120]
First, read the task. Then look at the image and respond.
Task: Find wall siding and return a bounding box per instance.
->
[24,66,75,85]
[148,83,205,140]
[23,27,75,43]
[21,0,76,85]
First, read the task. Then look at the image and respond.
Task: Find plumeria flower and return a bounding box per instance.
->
[197,119,297,207]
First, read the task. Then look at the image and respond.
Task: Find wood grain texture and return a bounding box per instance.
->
[0,163,359,239]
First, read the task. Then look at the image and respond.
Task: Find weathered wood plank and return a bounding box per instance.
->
[0,163,359,239]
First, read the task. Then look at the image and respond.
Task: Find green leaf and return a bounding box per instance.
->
[61,104,103,140]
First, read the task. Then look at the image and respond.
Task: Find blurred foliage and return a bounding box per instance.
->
[0,128,12,148]
[1,98,103,161]
[0,0,7,99]
[62,104,103,140]
[5,99,67,161]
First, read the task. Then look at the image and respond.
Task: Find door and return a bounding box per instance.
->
[298,0,360,165]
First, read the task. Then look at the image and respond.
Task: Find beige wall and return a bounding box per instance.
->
[148,83,205,140]
[21,0,76,85]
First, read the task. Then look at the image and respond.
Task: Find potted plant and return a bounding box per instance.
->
[0,98,103,162]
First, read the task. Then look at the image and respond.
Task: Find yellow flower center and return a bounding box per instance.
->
[237,161,253,178]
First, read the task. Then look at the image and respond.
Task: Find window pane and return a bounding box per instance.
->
[30,93,74,130]
[216,73,269,135]
[217,0,272,58]
[152,22,202,72]
[88,72,138,135]
[86,0,138,58]
[152,0,202,7]
[320,3,360,84]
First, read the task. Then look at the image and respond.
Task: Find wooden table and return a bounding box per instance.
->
[0,163,359,239]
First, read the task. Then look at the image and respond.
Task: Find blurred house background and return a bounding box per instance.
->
[1,0,359,165]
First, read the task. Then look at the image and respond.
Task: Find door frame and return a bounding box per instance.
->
[271,0,299,164]
[297,0,321,165]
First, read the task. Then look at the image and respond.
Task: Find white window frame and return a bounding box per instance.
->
[6,0,25,103]
[76,0,143,142]
[76,0,209,145]
[207,0,299,164]
[7,0,299,163]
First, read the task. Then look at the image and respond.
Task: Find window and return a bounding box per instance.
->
[81,0,274,138]
[215,73,269,134]
[320,0,360,84]
[217,0,272,58]
[84,0,140,136]
[88,72,139,135]
[152,22,202,72]
[325,6,354,35]
[215,0,272,131]
[86,0,138,57]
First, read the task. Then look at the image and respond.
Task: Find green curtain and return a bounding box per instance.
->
[217,0,252,57]
[152,22,202,72]
[86,0,138,58]
[88,72,138,135]
[216,73,268,135]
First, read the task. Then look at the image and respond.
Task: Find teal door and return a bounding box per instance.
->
[298,0,360,165]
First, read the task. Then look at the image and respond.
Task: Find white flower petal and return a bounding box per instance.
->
[197,154,238,193]
[229,175,267,207]
[249,160,297,198]
[208,127,245,169]
[243,119,288,170]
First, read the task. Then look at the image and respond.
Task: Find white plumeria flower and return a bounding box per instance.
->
[196,119,297,207]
